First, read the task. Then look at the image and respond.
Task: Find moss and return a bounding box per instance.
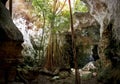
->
[97,65,120,84]
[97,66,111,83]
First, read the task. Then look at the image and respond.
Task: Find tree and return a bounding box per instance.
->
[32,0,70,72]
[68,0,81,84]
[32,0,89,73]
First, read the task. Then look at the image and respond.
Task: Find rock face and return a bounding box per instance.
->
[73,12,99,29]
[78,0,120,83]
[71,11,100,68]
[0,1,23,83]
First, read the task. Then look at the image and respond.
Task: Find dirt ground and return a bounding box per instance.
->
[31,74,101,84]
[12,73,102,84]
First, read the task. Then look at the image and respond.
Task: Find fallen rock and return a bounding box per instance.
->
[82,62,96,71]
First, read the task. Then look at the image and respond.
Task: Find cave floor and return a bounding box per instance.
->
[9,74,102,84]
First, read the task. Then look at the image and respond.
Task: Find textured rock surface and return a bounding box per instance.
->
[0,1,23,83]
[80,0,120,83]
[74,12,98,29]
[73,11,100,44]
[82,0,120,66]
[72,11,100,68]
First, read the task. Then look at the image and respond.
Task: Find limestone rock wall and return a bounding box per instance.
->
[81,0,120,66]
[80,0,120,83]
[0,1,23,83]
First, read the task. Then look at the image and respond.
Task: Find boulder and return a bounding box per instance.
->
[0,1,23,83]
[82,62,96,71]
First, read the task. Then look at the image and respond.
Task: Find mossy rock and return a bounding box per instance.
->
[97,66,120,84]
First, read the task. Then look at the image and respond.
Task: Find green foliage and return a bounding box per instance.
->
[32,0,70,32]
[97,65,120,84]
[97,66,113,83]
[30,0,89,69]
[74,0,88,12]
[32,0,88,32]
